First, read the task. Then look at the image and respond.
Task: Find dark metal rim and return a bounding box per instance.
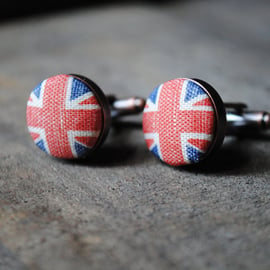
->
[69,74,111,156]
[190,78,227,161]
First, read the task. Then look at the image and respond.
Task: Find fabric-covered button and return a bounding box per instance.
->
[26,74,103,159]
[143,78,216,166]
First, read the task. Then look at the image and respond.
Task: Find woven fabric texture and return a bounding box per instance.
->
[26,74,102,159]
[143,78,216,166]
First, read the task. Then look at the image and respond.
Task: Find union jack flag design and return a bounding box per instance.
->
[143,78,216,166]
[26,74,102,159]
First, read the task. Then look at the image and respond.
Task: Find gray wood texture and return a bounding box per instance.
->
[0,1,270,269]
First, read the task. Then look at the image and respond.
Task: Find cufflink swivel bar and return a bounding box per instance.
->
[225,103,270,135]
[107,95,145,118]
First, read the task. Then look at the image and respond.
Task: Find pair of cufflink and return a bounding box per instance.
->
[26,74,270,166]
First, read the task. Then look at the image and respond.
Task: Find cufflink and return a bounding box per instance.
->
[143,78,269,166]
[26,74,145,159]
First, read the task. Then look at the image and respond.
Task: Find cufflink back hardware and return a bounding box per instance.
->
[143,78,270,166]
[26,74,145,159]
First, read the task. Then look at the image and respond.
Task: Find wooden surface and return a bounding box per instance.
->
[0,1,270,269]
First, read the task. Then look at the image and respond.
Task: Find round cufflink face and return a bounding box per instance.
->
[143,78,226,166]
[26,74,110,159]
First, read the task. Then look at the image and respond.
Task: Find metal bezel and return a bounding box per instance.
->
[190,78,227,162]
[70,74,111,156]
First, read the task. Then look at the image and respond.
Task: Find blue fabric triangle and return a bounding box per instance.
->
[151,145,160,159]
[184,81,205,102]
[70,78,91,101]
[74,142,88,156]
[148,85,160,104]
[36,139,46,153]
[33,82,42,98]
[186,145,203,163]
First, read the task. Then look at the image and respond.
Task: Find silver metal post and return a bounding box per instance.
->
[225,103,270,135]
[107,95,146,119]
